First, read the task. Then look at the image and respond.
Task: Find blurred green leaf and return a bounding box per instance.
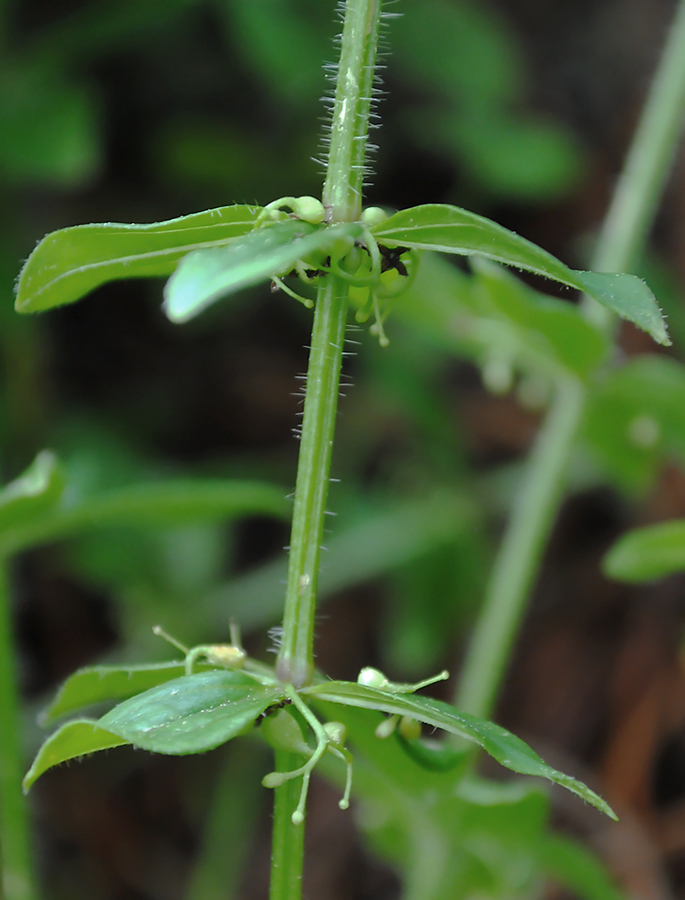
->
[23,719,128,792]
[390,0,583,202]
[187,740,270,900]
[0,477,289,555]
[319,702,620,900]
[538,835,626,900]
[389,0,522,108]
[154,116,300,198]
[382,539,483,676]
[0,451,65,534]
[97,670,284,754]
[41,661,189,724]
[392,253,607,382]
[15,205,261,314]
[473,260,609,378]
[227,0,336,108]
[163,219,362,322]
[208,490,476,633]
[603,519,685,583]
[305,681,616,819]
[0,64,99,187]
[444,114,582,201]
[583,355,685,493]
[372,205,668,346]
[26,0,195,62]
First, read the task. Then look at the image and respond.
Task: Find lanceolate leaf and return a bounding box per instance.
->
[0,478,289,555]
[583,354,685,493]
[41,661,189,724]
[0,451,65,533]
[23,720,128,792]
[304,680,616,819]
[15,204,261,313]
[575,271,667,344]
[26,671,286,789]
[372,204,669,346]
[603,520,685,583]
[96,670,285,754]
[163,219,363,322]
[538,835,628,900]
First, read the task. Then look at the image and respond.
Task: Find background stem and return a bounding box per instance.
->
[591,0,685,278]
[456,379,584,719]
[456,0,685,720]
[0,557,37,900]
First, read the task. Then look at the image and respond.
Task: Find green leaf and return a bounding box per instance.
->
[575,272,668,343]
[372,204,669,345]
[41,661,189,724]
[0,64,99,187]
[318,702,622,900]
[23,719,128,792]
[472,260,609,379]
[316,701,551,900]
[583,355,685,493]
[15,204,261,314]
[0,478,289,555]
[163,219,363,322]
[0,451,65,534]
[392,253,607,383]
[304,680,616,819]
[97,670,285,754]
[538,835,627,900]
[603,520,685,583]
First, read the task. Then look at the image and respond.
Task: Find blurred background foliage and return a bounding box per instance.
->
[4,0,685,898]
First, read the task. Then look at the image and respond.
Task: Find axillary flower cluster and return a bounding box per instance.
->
[255,195,417,346]
[153,624,448,826]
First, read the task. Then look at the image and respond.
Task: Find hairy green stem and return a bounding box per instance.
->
[271,2,383,896]
[0,558,37,900]
[276,275,348,688]
[322,0,383,223]
[456,0,685,720]
[277,0,383,688]
[269,751,307,900]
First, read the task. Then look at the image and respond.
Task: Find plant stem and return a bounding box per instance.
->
[322,0,383,223]
[456,378,585,719]
[269,751,306,900]
[187,742,268,900]
[276,275,348,688]
[456,0,685,721]
[0,557,37,900]
[276,0,383,687]
[271,3,383,897]
[591,0,685,279]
